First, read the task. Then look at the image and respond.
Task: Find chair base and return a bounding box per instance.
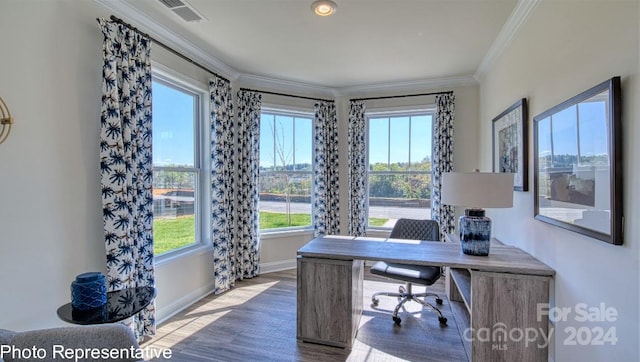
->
[371,283,447,326]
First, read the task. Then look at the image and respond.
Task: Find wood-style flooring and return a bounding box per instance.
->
[143,268,468,361]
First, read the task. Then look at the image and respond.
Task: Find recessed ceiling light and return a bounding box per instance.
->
[311,0,337,17]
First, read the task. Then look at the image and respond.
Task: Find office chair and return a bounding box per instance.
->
[370,218,448,326]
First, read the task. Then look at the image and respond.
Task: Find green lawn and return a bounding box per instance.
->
[259,212,311,229]
[154,213,390,255]
[368,217,388,227]
[153,215,195,255]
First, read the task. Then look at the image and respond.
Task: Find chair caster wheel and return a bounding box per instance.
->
[393,316,402,326]
[438,317,448,325]
[436,298,443,305]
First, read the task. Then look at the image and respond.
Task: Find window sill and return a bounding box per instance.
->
[260,228,314,240]
[154,243,213,266]
[365,228,392,238]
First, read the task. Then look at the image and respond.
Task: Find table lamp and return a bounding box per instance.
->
[441,171,514,256]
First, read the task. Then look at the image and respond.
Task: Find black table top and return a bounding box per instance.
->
[57,286,156,325]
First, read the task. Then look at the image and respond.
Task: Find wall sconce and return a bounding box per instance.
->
[0,97,14,144]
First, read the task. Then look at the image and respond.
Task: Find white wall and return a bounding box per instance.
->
[478,1,639,360]
[0,0,109,330]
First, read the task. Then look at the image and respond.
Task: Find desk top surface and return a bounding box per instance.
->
[298,235,554,276]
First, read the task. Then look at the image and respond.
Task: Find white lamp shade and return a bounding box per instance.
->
[441,172,514,208]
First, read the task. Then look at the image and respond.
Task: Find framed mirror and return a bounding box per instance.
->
[533,77,622,245]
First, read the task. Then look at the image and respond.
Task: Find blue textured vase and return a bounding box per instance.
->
[459,209,492,256]
[71,272,107,310]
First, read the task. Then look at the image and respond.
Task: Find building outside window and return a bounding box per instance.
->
[259,109,313,231]
[367,110,434,229]
[151,76,203,256]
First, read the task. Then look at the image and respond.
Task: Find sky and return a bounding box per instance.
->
[369,115,432,167]
[537,100,608,160]
[152,81,196,167]
[260,113,312,169]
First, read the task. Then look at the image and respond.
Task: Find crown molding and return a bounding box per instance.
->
[474,0,541,80]
[94,0,239,81]
[94,0,509,99]
[235,74,335,99]
[333,76,478,98]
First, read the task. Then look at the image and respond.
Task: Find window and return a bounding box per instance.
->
[367,111,434,229]
[151,76,203,256]
[259,109,313,231]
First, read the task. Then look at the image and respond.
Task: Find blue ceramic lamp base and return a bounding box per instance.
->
[71,272,107,310]
[459,208,492,256]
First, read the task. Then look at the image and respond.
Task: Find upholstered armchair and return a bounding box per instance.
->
[0,324,139,362]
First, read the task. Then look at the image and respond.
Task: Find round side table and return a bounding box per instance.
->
[57,286,156,325]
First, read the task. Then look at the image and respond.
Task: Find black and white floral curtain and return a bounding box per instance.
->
[312,101,340,236]
[234,90,262,281]
[98,18,155,340]
[432,93,456,240]
[209,76,237,294]
[348,100,368,236]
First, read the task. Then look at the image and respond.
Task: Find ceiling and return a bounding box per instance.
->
[113,0,520,90]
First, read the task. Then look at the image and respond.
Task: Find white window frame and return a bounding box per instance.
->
[259,105,315,234]
[365,106,436,231]
[151,66,210,261]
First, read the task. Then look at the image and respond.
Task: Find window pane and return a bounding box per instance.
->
[411,115,432,169]
[367,111,434,229]
[274,115,294,171]
[153,170,197,255]
[152,81,195,167]
[369,117,389,170]
[295,117,313,171]
[389,116,410,170]
[368,173,432,228]
[259,173,312,229]
[260,114,276,170]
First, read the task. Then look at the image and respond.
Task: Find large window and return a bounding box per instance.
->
[367,111,433,229]
[152,76,203,256]
[259,109,313,231]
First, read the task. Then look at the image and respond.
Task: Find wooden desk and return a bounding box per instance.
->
[296,235,554,361]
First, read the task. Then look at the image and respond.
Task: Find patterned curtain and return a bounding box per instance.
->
[312,101,340,236]
[98,18,155,340]
[432,93,456,240]
[209,76,237,294]
[347,100,368,236]
[234,90,261,281]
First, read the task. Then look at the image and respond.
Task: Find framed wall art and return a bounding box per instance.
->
[492,98,528,191]
[533,77,622,245]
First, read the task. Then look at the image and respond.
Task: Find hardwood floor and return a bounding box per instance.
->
[144,269,468,361]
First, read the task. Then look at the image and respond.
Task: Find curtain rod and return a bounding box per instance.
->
[239,88,335,103]
[106,15,230,83]
[350,90,453,102]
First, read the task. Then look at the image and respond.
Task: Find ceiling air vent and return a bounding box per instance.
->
[158,0,207,23]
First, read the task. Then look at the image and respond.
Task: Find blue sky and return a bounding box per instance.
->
[537,100,608,159]
[260,113,312,169]
[152,81,195,167]
[369,115,432,167]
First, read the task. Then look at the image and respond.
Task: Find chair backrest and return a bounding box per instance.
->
[389,219,440,242]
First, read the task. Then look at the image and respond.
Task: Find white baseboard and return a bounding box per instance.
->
[260,259,297,273]
[156,281,215,325]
